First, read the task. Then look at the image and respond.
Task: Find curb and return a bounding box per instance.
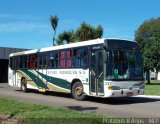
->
[134,95,160,99]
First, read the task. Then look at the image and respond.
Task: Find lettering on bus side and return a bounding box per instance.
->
[47,71,58,74]
[47,70,86,75]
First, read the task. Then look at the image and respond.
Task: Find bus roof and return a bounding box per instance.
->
[10,38,105,57]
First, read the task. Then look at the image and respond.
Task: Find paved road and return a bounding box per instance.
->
[0,83,160,118]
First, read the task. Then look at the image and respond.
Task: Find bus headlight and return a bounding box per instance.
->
[108,86,120,90]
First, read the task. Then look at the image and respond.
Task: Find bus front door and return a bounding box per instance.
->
[90,50,104,96]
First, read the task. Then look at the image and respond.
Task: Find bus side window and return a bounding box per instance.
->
[43,56,47,69]
[72,47,88,68]
[19,56,27,69]
[22,56,27,69]
[59,50,72,68]
[16,57,20,69]
[60,51,65,68]
[49,52,58,68]
[78,47,88,68]
[39,56,42,69]
[12,58,16,69]
[19,56,23,69]
[28,55,37,69]
[72,49,78,68]
[38,53,48,69]
[66,50,71,68]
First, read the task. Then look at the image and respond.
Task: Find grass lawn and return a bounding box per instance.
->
[144,80,160,96]
[0,97,107,124]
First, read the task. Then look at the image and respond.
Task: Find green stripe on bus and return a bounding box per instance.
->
[22,69,49,89]
[36,71,70,90]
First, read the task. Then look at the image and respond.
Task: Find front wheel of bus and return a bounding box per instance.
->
[21,78,27,92]
[72,81,86,101]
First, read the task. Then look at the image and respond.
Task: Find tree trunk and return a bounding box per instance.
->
[53,31,56,46]
[53,37,55,46]
[146,70,150,84]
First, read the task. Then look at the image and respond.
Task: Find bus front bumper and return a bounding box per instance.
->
[104,88,144,97]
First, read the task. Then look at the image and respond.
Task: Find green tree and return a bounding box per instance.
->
[50,15,59,46]
[95,25,103,39]
[75,22,103,41]
[57,22,103,44]
[150,34,160,79]
[57,30,77,45]
[135,18,160,83]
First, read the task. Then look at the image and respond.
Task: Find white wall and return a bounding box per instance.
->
[158,72,160,80]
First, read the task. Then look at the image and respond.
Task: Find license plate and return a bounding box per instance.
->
[127,92,133,96]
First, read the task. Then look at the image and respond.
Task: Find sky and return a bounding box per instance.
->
[0,0,160,49]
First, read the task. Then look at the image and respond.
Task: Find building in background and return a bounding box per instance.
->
[0,47,29,83]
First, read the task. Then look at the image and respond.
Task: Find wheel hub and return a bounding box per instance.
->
[75,86,83,96]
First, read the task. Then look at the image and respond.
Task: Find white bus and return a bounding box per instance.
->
[8,38,144,100]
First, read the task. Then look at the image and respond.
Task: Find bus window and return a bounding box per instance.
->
[28,55,37,69]
[13,57,16,69]
[78,47,88,68]
[59,50,72,68]
[16,57,20,69]
[66,50,71,68]
[72,49,78,67]
[20,56,27,69]
[105,49,143,80]
[72,47,88,68]
[113,50,128,79]
[38,56,43,69]
[49,51,58,68]
[60,51,65,68]
[38,53,48,69]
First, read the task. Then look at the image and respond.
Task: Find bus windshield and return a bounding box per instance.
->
[105,49,143,80]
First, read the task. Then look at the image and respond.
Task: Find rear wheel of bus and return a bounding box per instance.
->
[21,78,27,92]
[72,81,86,101]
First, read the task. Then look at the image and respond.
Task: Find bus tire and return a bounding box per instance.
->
[72,81,86,101]
[21,78,27,92]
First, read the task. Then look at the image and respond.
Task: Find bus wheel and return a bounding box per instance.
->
[21,79,27,92]
[72,81,86,101]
